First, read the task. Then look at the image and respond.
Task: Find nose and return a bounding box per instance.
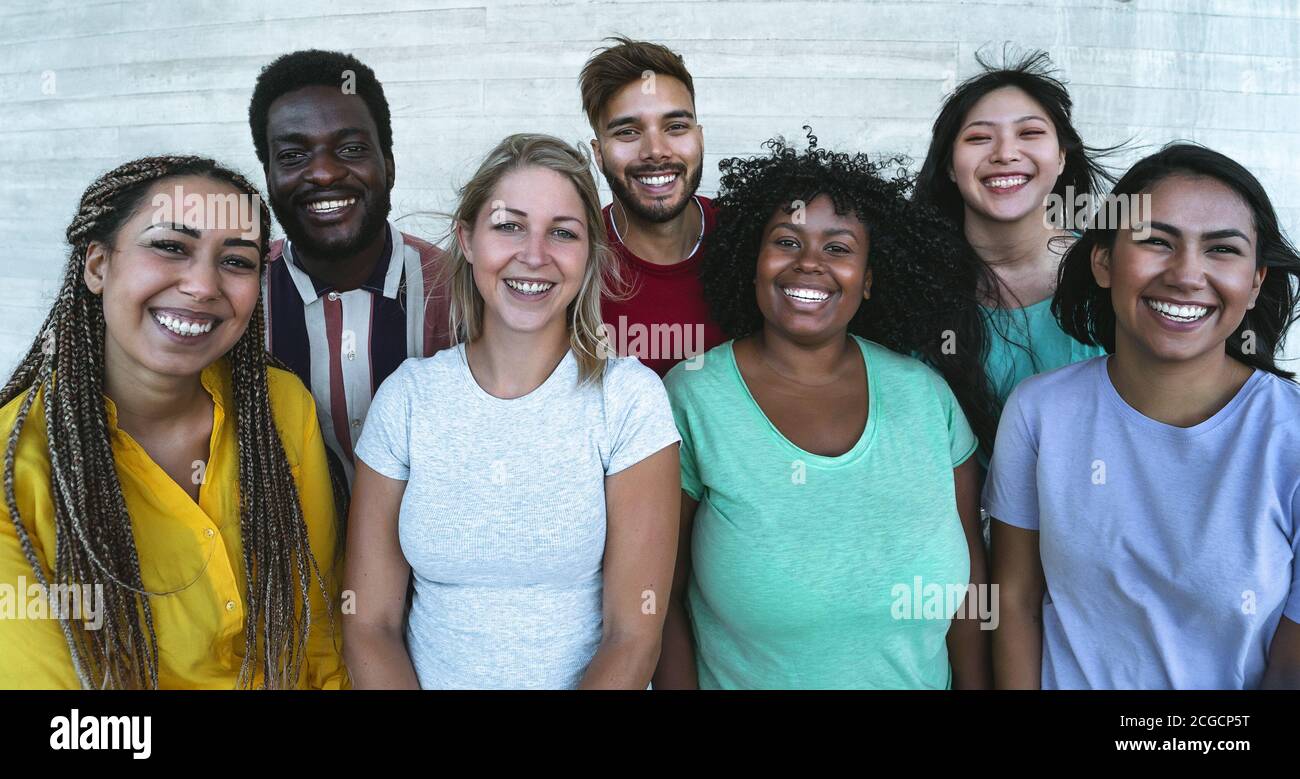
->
[1163,244,1209,292]
[177,256,222,302]
[640,129,670,164]
[517,229,549,270]
[792,243,825,273]
[302,151,347,187]
[989,130,1022,165]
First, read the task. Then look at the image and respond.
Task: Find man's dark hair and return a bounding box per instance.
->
[248,49,393,167]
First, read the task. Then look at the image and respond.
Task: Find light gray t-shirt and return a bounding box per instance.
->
[355,344,681,689]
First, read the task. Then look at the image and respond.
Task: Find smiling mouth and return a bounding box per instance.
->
[152,310,219,337]
[782,286,834,304]
[504,278,555,296]
[305,197,358,214]
[1144,297,1215,323]
[982,174,1031,190]
[633,171,680,192]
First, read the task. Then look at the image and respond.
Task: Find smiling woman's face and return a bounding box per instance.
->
[1094,173,1266,367]
[458,165,590,339]
[950,86,1065,225]
[754,194,871,345]
[83,175,264,381]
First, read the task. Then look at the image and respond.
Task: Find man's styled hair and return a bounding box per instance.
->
[579,36,695,132]
[248,49,393,167]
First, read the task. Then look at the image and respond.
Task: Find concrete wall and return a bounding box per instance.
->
[2,0,1298,373]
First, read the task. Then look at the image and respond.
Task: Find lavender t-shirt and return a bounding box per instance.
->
[984,356,1300,689]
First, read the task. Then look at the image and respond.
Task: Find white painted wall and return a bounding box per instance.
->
[2,0,1298,374]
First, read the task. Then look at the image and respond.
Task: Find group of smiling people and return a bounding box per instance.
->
[1,37,1297,690]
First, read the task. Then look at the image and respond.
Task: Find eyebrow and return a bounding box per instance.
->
[498,207,583,224]
[143,223,261,248]
[771,222,860,239]
[604,109,696,132]
[1148,221,1252,244]
[961,115,1050,131]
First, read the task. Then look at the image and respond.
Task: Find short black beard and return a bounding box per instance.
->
[601,160,702,225]
[270,186,392,263]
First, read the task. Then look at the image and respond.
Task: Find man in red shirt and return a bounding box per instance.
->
[580,37,725,376]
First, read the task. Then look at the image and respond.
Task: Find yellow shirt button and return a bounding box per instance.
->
[225,600,236,612]
[204,528,215,539]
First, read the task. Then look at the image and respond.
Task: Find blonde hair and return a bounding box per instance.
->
[440,133,620,384]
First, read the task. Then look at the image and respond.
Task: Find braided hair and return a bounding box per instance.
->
[700,129,1000,455]
[1,155,336,689]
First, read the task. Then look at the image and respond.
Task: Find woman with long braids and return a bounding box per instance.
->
[915,50,1114,412]
[0,156,347,689]
[988,144,1300,689]
[653,131,996,689]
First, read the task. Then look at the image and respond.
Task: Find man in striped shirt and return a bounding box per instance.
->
[249,49,451,483]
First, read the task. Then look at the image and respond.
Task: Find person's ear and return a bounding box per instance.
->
[590,137,604,171]
[386,155,396,192]
[1247,266,1268,309]
[1091,243,1112,289]
[456,220,474,264]
[1057,147,1066,177]
[83,241,109,295]
[862,265,873,301]
[947,164,956,183]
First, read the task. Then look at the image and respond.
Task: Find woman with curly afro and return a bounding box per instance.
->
[652,131,995,689]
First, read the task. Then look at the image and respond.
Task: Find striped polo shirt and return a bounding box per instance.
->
[263,221,452,483]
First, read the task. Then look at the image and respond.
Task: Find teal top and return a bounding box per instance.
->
[982,296,1105,409]
[663,336,977,689]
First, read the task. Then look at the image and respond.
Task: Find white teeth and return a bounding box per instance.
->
[154,312,215,336]
[782,286,832,302]
[637,174,677,187]
[505,279,555,295]
[985,175,1029,189]
[308,198,357,212]
[1144,298,1210,322]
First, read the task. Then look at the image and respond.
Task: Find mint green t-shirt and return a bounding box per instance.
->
[982,296,1105,409]
[663,336,978,689]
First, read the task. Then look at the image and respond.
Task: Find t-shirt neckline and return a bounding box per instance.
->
[454,341,576,406]
[1096,354,1264,439]
[724,335,878,467]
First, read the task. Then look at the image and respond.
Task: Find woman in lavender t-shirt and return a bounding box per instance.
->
[987,144,1300,689]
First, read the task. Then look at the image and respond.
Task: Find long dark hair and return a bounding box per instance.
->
[1054,143,1300,380]
[700,129,1000,455]
[1,156,340,688]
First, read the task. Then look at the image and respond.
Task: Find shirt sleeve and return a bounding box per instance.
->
[604,358,682,476]
[0,419,82,689]
[981,383,1042,531]
[293,401,351,690]
[927,366,978,468]
[1285,483,1300,624]
[354,360,414,481]
[663,366,702,501]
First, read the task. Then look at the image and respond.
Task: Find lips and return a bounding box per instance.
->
[780,285,837,309]
[631,169,682,195]
[299,192,360,222]
[150,308,222,339]
[982,173,1032,192]
[1143,296,1215,324]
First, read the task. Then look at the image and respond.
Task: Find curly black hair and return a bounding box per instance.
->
[1055,142,1300,380]
[248,49,393,168]
[700,128,1000,455]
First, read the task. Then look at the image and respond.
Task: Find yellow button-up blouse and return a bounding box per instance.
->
[0,359,348,689]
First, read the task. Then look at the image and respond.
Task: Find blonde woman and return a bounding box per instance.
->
[343,134,681,689]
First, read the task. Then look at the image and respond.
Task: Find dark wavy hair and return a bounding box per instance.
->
[700,129,1000,455]
[248,49,392,168]
[1054,143,1300,380]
